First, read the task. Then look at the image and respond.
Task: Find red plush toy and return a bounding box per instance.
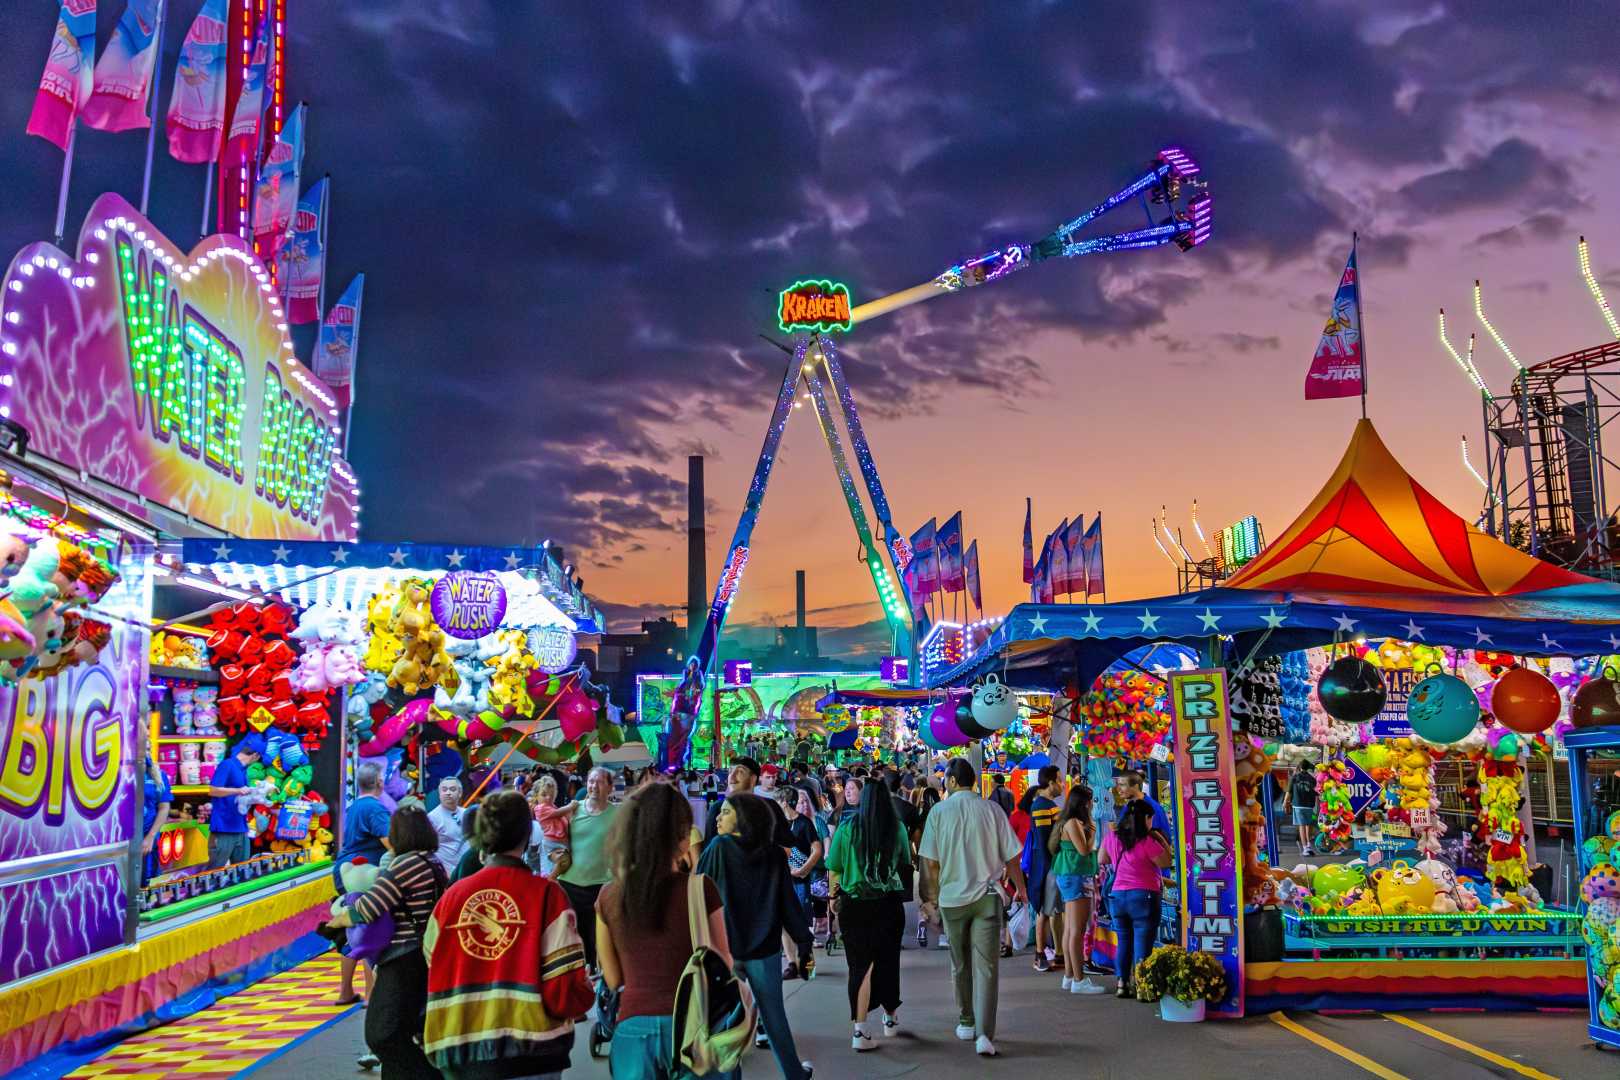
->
[204,603,332,742]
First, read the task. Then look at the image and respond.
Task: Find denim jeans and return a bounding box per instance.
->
[735,954,807,1080]
[610,1014,705,1080]
[1112,888,1159,986]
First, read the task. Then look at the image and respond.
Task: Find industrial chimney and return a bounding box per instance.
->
[796,570,806,629]
[687,456,706,647]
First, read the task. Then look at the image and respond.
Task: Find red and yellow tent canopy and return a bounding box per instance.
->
[1225,419,1593,597]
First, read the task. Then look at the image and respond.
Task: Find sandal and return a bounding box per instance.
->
[333,994,362,1007]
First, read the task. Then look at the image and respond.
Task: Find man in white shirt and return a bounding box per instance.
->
[427,778,466,872]
[918,758,1026,1058]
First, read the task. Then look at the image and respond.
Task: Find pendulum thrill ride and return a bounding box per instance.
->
[660,148,1213,769]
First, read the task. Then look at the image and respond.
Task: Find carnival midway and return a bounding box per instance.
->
[2,4,1620,1080]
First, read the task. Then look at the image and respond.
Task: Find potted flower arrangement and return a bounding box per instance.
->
[1132,945,1228,1022]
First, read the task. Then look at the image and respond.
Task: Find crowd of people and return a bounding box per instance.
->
[317,750,1176,1077]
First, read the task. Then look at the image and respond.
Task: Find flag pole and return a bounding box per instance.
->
[316,174,331,314]
[53,128,77,246]
[138,0,170,215]
[200,160,214,238]
[1353,231,1367,420]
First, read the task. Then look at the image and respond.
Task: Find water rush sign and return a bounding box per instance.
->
[430,571,507,639]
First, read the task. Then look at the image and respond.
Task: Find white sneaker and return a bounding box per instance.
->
[1060,976,1073,991]
[937,936,951,949]
[882,1013,901,1037]
[1071,977,1106,994]
[976,1035,998,1057]
[852,1028,876,1052]
[954,1024,975,1041]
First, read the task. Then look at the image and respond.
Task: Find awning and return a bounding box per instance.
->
[814,687,934,710]
[173,540,601,632]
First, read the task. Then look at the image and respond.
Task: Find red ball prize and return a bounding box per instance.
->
[1491,667,1560,734]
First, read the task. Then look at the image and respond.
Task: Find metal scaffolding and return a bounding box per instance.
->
[1481,339,1620,576]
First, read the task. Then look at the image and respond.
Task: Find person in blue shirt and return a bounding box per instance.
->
[141,752,172,882]
[333,761,392,1006]
[206,734,264,869]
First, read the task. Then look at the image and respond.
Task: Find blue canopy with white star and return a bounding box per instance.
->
[174,540,603,632]
[925,582,1620,690]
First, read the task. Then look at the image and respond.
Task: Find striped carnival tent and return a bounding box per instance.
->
[926,420,1620,690]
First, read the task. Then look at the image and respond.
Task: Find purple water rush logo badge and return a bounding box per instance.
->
[430,571,507,639]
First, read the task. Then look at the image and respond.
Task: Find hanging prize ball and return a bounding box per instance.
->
[1572,671,1620,729]
[954,696,993,740]
[917,711,948,752]
[929,699,970,748]
[1406,671,1480,744]
[1317,655,1387,724]
[1491,666,1560,734]
[557,687,598,742]
[970,673,1018,733]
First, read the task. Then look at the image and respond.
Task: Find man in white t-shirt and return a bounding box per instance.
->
[918,758,1026,1059]
[427,778,466,872]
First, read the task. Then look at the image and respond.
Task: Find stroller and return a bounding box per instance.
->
[588,976,619,1059]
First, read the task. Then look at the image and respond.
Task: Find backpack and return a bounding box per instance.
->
[672,873,757,1076]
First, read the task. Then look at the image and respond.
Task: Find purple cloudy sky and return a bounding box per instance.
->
[2,2,1618,658]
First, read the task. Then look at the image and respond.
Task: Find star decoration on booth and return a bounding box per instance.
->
[1332,613,1358,633]
[1540,632,1563,652]
[388,547,408,566]
[1400,619,1426,641]
[1473,628,1494,646]
[446,550,465,568]
[1197,608,1222,632]
[211,542,233,560]
[1261,608,1287,629]
[330,547,350,565]
[270,544,291,563]
[503,553,523,570]
[1028,613,1048,635]
[1137,610,1161,634]
[1080,610,1103,633]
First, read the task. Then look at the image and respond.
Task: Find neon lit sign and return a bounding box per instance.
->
[1216,516,1263,570]
[430,571,508,639]
[0,193,357,540]
[778,280,852,333]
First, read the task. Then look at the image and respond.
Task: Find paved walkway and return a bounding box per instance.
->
[239,941,1609,1080]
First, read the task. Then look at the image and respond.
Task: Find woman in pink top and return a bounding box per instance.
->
[1099,799,1173,998]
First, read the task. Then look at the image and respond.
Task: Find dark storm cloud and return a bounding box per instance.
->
[1,1,1610,632]
[1395,139,1574,216]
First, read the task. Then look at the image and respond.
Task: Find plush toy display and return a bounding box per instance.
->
[150,630,205,670]
[1078,670,1171,763]
[1313,758,1355,851]
[1476,726,1530,889]
[331,859,393,962]
[206,602,333,746]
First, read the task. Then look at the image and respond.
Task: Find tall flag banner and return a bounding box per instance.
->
[904,560,926,620]
[1038,530,1056,604]
[1049,520,1070,598]
[938,512,965,592]
[26,0,98,151]
[83,0,161,132]
[165,0,228,163]
[1304,244,1364,400]
[282,176,327,323]
[314,274,364,418]
[964,540,982,612]
[253,103,305,260]
[909,518,939,596]
[1022,497,1034,584]
[1082,514,1106,598]
[225,9,269,143]
[1063,515,1086,595]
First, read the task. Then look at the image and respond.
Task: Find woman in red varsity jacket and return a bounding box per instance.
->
[423,790,594,1080]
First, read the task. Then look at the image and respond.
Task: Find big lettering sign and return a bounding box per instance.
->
[1169,668,1245,1019]
[0,194,357,540]
[0,546,150,985]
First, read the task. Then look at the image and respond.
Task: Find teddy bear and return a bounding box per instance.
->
[363,584,404,673]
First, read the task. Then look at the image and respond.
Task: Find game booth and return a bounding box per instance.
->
[926,419,1620,1018]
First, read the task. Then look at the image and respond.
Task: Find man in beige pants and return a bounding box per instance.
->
[919,758,1026,1058]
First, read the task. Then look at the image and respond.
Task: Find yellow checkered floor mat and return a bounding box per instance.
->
[66,952,356,1078]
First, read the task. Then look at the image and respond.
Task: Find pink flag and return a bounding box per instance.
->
[253,103,305,265]
[281,176,327,323]
[26,1,98,151]
[165,0,228,163]
[1048,520,1069,598]
[314,275,364,419]
[83,0,161,132]
[1304,245,1364,400]
[226,12,270,143]
[1063,515,1086,595]
[964,540,981,612]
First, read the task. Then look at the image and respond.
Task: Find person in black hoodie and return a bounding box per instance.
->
[698,792,813,1080]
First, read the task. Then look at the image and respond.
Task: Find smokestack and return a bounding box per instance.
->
[796,570,806,629]
[687,456,706,645]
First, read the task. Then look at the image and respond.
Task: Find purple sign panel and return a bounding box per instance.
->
[0,544,150,985]
[430,571,507,640]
